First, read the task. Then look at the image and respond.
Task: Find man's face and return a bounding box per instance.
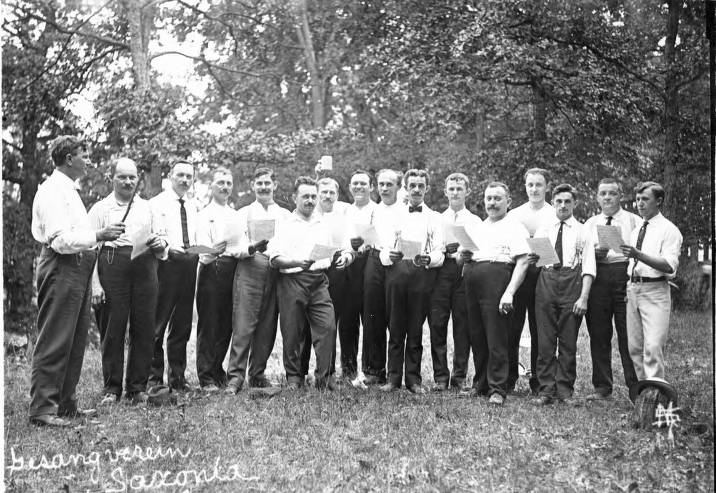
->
[635,188,660,220]
[318,182,338,211]
[211,172,233,205]
[349,173,372,205]
[377,171,399,205]
[170,163,194,197]
[484,186,511,220]
[252,173,276,203]
[553,191,575,222]
[294,184,318,218]
[525,173,547,204]
[596,183,621,216]
[445,179,469,209]
[405,175,427,207]
[67,147,91,180]
[113,160,138,200]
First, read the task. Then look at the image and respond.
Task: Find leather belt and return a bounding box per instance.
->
[630,275,667,283]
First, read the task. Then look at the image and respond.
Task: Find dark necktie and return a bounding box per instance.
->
[606,216,613,225]
[409,205,422,213]
[635,221,648,250]
[179,198,190,248]
[554,221,564,268]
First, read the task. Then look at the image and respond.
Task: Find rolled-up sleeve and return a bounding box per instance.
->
[661,225,683,275]
[33,189,96,254]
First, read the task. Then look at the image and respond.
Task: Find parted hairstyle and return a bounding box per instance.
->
[376,168,401,185]
[445,172,470,188]
[597,177,621,191]
[317,177,339,192]
[552,183,577,200]
[523,167,549,183]
[634,181,665,204]
[253,167,275,182]
[50,135,86,167]
[403,168,429,187]
[350,169,374,187]
[293,175,317,192]
[485,181,510,197]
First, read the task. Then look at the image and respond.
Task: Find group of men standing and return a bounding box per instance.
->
[28,134,683,426]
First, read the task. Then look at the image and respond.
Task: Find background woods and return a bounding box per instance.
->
[2,0,711,334]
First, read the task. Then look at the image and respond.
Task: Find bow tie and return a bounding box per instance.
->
[409,205,423,213]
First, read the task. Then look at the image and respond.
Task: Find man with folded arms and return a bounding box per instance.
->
[269,176,354,390]
[225,167,290,394]
[89,157,168,406]
[428,172,481,391]
[195,167,237,392]
[530,184,596,406]
[30,136,124,426]
[583,178,640,401]
[379,168,444,394]
[461,182,530,405]
[621,182,682,382]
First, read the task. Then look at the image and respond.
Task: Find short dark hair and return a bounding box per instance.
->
[485,181,510,197]
[253,167,275,182]
[350,169,374,187]
[293,176,317,192]
[211,167,233,181]
[50,135,86,167]
[524,167,549,183]
[597,177,621,191]
[403,168,429,187]
[552,183,577,200]
[445,172,470,188]
[635,181,665,204]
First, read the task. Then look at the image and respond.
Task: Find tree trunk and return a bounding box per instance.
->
[122,0,155,93]
[532,82,547,141]
[661,0,682,217]
[295,0,325,128]
[475,106,485,150]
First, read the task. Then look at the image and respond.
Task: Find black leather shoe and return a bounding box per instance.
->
[30,414,72,427]
[532,395,553,406]
[57,408,98,418]
[363,375,386,386]
[432,382,448,392]
[379,382,399,392]
[170,382,192,393]
[408,384,427,395]
[249,378,273,388]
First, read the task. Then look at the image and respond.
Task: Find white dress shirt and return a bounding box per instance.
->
[441,206,482,260]
[466,215,530,263]
[234,201,291,259]
[196,201,240,265]
[584,208,641,264]
[373,201,405,252]
[507,202,555,237]
[534,215,597,278]
[149,189,200,250]
[378,202,444,268]
[628,212,682,278]
[32,170,97,254]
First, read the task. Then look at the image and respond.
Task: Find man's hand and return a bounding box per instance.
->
[389,250,404,264]
[594,246,609,261]
[445,242,459,255]
[314,161,329,178]
[350,237,364,251]
[96,222,125,241]
[212,240,227,255]
[620,245,640,259]
[249,239,270,255]
[572,296,588,316]
[92,283,105,306]
[298,259,315,270]
[414,254,431,267]
[460,249,474,262]
[334,252,353,269]
[498,292,514,315]
[146,234,167,254]
[526,252,540,265]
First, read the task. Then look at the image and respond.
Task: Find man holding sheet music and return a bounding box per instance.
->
[583,178,639,401]
[428,173,481,391]
[89,157,168,406]
[225,167,289,394]
[195,167,238,392]
[148,161,200,392]
[270,176,354,390]
[379,169,444,394]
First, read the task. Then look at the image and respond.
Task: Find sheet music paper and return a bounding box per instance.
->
[185,245,221,255]
[526,237,560,267]
[398,238,423,259]
[223,221,243,250]
[596,224,625,252]
[309,244,340,262]
[445,224,479,251]
[354,223,379,246]
[129,223,151,260]
[248,219,275,242]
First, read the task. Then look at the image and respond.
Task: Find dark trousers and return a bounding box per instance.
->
[226,253,278,388]
[196,256,237,387]
[464,262,514,398]
[509,265,540,392]
[96,246,157,396]
[149,251,198,388]
[586,262,638,395]
[385,261,436,387]
[535,268,582,399]
[428,258,471,385]
[30,247,96,417]
[361,252,388,381]
[278,271,336,386]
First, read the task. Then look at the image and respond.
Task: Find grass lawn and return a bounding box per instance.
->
[3,310,713,492]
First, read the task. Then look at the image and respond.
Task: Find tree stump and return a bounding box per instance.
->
[632,387,673,429]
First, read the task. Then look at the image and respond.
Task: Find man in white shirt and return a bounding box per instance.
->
[89,158,168,406]
[195,167,237,392]
[379,169,444,394]
[30,136,124,427]
[506,168,554,394]
[621,181,683,382]
[225,167,290,393]
[360,169,403,385]
[428,173,482,391]
[461,182,530,405]
[583,178,640,400]
[530,184,596,405]
[148,161,200,392]
[270,176,354,390]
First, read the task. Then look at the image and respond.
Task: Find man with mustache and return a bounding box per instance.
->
[270,176,354,390]
[506,168,554,394]
[461,182,530,405]
[583,178,640,401]
[621,182,682,383]
[529,184,596,405]
[225,167,290,394]
[379,169,444,394]
[89,157,168,406]
[149,161,200,392]
[195,167,237,392]
[30,136,124,427]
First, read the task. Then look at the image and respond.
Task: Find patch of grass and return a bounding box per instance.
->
[4,311,713,492]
